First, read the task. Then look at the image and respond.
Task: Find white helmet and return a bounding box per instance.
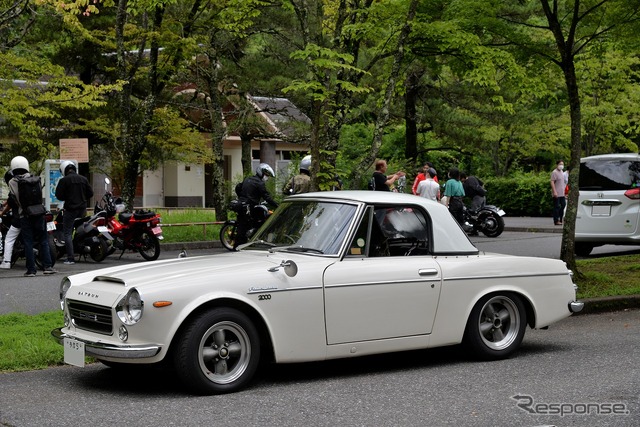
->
[60,160,76,175]
[10,156,29,173]
[256,163,275,179]
[300,155,311,173]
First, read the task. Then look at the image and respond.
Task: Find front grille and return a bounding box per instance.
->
[67,300,113,335]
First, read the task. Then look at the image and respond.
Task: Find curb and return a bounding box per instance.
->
[504,226,563,234]
[576,295,640,315]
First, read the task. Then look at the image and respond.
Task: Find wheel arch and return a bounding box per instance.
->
[467,289,536,330]
[167,297,275,364]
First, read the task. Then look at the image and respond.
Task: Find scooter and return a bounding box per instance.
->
[461,204,506,237]
[52,208,113,262]
[1,210,58,269]
[220,201,271,251]
[96,178,163,261]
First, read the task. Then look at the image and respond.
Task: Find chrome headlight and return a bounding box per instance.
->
[59,278,72,310]
[116,289,144,325]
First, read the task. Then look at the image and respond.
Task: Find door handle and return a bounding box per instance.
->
[418,268,438,276]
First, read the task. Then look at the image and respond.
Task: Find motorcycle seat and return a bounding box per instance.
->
[119,212,133,224]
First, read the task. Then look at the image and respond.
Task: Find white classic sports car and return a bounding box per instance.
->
[52,191,583,394]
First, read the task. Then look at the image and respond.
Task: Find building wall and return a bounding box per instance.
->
[162,161,205,207]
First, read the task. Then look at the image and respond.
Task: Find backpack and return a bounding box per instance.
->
[16,175,46,217]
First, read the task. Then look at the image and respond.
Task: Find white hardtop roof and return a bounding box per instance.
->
[581,153,640,162]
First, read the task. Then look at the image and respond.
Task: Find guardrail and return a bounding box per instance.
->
[161,221,225,239]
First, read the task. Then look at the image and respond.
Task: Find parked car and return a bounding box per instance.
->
[52,191,583,395]
[575,153,640,256]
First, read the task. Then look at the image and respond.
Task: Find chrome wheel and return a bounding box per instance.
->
[464,293,526,360]
[198,321,251,385]
[477,295,521,351]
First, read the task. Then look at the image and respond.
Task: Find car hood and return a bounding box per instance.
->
[68,251,301,291]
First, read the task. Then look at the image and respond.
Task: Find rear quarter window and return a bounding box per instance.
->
[579,159,640,191]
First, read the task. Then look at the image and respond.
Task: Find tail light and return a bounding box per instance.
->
[624,188,640,200]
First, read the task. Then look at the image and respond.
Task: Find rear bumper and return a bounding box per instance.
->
[569,301,584,313]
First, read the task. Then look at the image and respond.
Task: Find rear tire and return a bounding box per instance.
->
[463,293,527,360]
[575,242,594,256]
[138,230,160,261]
[89,237,109,262]
[480,212,504,237]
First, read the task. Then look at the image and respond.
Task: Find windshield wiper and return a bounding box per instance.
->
[238,240,277,250]
[270,245,324,254]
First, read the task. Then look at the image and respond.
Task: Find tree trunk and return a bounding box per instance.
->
[405,71,420,163]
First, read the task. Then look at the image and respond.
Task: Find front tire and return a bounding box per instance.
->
[173,308,260,395]
[480,212,505,237]
[219,222,236,251]
[463,293,527,360]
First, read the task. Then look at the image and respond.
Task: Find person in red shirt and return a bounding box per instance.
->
[412,161,438,195]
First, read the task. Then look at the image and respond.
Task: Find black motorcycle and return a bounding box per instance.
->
[461,204,506,237]
[1,211,57,269]
[220,202,271,251]
[52,209,113,262]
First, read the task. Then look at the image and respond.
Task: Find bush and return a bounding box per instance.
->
[483,172,554,217]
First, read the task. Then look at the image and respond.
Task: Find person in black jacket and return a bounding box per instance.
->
[460,172,486,211]
[55,161,94,264]
[234,163,279,249]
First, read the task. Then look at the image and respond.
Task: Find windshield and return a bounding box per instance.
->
[250,200,358,255]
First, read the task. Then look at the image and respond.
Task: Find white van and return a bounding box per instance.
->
[575,153,640,256]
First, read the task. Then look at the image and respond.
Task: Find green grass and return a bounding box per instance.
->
[156,208,225,243]
[1,226,638,373]
[0,311,64,372]
[575,254,640,298]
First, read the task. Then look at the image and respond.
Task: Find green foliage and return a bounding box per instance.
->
[483,172,553,217]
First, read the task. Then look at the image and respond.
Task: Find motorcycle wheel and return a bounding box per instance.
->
[31,237,58,270]
[138,230,160,261]
[89,237,109,262]
[220,222,236,251]
[480,212,505,238]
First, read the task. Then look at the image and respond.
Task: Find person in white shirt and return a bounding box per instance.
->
[416,168,440,201]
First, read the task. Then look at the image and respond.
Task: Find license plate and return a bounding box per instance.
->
[46,221,56,231]
[97,226,109,233]
[497,209,506,216]
[151,226,163,236]
[63,338,85,367]
[592,205,611,217]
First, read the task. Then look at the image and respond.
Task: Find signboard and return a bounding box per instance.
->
[59,138,89,163]
[45,159,77,210]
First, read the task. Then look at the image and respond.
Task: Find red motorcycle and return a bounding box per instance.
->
[96,180,163,261]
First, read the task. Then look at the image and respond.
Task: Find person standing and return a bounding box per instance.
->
[412,161,438,195]
[234,163,279,249]
[283,155,311,195]
[460,172,486,211]
[55,160,94,264]
[443,167,465,225]
[370,159,405,191]
[0,169,20,269]
[8,156,56,277]
[550,160,566,225]
[416,168,440,201]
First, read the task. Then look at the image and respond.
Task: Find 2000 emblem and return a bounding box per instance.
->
[258,294,271,301]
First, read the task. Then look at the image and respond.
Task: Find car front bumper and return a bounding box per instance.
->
[51,328,161,359]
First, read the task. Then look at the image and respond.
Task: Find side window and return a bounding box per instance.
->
[374,206,430,256]
[347,205,431,257]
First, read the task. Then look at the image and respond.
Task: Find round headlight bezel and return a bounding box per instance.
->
[59,278,72,310]
[116,289,144,325]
